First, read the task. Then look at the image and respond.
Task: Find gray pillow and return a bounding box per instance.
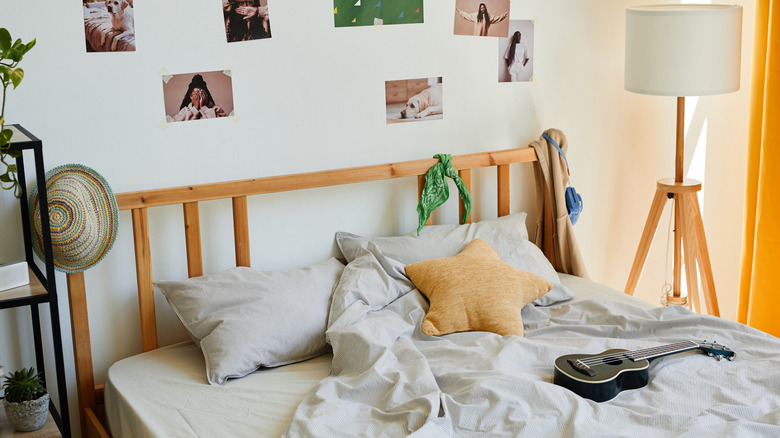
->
[155,257,345,385]
[336,213,573,306]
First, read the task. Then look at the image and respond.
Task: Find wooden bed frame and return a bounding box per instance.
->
[64,146,552,437]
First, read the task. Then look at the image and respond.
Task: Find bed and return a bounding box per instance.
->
[66,145,780,438]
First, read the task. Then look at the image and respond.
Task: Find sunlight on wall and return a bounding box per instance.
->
[685,95,708,213]
[679,92,711,310]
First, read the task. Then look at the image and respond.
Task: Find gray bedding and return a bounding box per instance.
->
[283,249,780,437]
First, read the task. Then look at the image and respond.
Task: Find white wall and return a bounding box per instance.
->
[0,1,753,435]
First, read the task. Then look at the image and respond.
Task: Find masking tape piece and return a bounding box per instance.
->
[228,111,240,122]
[223,69,232,77]
[159,67,173,83]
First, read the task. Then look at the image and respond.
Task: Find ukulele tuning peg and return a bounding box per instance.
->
[727,356,735,362]
[715,355,722,361]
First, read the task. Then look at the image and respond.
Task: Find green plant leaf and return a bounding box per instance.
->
[23,39,36,54]
[0,28,11,53]
[9,67,23,88]
[1,367,46,402]
[8,150,20,159]
[7,47,22,63]
[0,173,11,183]
[0,128,12,143]
[0,128,12,144]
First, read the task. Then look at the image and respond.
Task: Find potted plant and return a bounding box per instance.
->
[0,27,36,198]
[2,367,49,432]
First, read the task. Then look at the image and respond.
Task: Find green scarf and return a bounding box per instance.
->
[416,154,472,235]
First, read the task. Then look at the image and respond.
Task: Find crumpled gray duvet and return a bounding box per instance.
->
[283,248,780,437]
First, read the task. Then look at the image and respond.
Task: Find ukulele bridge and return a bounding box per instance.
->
[568,358,596,377]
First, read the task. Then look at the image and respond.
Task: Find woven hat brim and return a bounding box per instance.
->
[29,164,119,273]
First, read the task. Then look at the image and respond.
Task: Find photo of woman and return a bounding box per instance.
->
[499,20,534,82]
[454,0,510,37]
[163,71,234,123]
[223,0,271,42]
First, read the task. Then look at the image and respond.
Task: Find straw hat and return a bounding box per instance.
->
[29,164,119,273]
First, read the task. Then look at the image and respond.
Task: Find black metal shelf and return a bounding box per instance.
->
[1,124,70,437]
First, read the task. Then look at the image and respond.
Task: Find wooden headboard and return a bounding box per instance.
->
[65,146,552,437]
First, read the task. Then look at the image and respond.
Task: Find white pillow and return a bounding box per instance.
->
[336,213,573,306]
[155,257,345,385]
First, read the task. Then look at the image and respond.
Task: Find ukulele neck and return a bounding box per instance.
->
[625,340,698,362]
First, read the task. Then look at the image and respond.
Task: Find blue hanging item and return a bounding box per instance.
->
[542,133,583,225]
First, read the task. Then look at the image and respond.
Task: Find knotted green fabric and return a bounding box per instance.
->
[417,154,472,235]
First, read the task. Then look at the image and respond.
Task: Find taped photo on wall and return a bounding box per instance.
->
[334,0,423,27]
[83,0,136,52]
[163,71,235,123]
[499,20,534,82]
[385,77,443,124]
[454,0,510,37]
[223,0,272,42]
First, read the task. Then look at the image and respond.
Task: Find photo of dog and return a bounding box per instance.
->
[386,77,444,124]
[401,83,443,119]
[104,0,135,51]
[83,0,136,52]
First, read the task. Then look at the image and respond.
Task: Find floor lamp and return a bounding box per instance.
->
[623,4,743,316]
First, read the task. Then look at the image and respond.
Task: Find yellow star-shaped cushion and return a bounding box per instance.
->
[405,238,552,337]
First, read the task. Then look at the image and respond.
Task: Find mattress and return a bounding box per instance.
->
[104,275,650,438]
[105,344,333,438]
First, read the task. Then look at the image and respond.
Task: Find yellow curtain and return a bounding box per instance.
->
[738,0,780,338]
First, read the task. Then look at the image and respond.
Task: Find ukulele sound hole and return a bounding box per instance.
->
[603,357,623,366]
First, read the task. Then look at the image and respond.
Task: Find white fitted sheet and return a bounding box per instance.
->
[105,342,333,438]
[104,275,655,438]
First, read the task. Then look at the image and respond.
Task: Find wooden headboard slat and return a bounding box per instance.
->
[183,202,203,278]
[232,196,251,267]
[115,148,538,210]
[66,271,95,438]
[497,164,510,217]
[131,207,158,352]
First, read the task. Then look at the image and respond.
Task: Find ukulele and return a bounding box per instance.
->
[553,340,735,402]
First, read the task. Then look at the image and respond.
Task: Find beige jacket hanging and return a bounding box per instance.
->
[529,129,590,278]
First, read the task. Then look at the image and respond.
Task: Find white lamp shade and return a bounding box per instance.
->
[625,4,742,96]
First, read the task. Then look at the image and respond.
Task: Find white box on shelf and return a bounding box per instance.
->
[0,261,29,292]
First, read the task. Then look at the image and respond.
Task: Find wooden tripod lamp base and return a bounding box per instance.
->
[624,177,720,316]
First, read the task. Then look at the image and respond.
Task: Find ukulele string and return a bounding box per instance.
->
[576,341,696,366]
[578,344,691,365]
[578,345,693,366]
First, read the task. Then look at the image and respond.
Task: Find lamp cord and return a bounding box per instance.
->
[660,202,674,305]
